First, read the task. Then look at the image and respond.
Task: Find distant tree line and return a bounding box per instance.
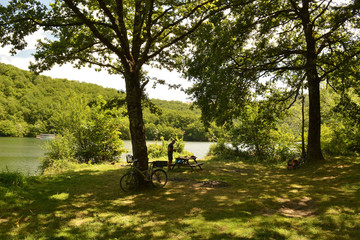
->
[0,63,220,141]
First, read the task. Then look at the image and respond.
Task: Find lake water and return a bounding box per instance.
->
[0,137,213,176]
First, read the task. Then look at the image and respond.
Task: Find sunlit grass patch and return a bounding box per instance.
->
[49,192,69,200]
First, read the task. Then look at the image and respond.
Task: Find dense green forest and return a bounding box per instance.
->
[0,63,216,141]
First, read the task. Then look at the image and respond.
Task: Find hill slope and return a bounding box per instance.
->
[0,63,214,140]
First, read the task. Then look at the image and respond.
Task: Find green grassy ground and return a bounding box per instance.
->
[1,156,359,240]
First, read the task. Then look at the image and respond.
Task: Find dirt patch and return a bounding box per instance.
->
[223,168,252,174]
[0,219,9,223]
[278,196,316,217]
[168,177,190,182]
[194,180,230,188]
[234,168,252,173]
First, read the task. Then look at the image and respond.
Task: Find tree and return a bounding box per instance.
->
[326,87,360,155]
[184,0,360,162]
[230,100,293,158]
[0,0,229,186]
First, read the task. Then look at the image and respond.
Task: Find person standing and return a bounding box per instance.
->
[167,139,176,170]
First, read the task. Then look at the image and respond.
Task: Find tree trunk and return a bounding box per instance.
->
[124,70,149,187]
[304,40,324,161]
[301,87,306,159]
[307,74,324,161]
[301,1,325,162]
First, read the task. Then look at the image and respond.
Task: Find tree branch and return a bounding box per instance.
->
[76,57,124,74]
[96,0,127,51]
[147,4,230,62]
[132,1,147,62]
[319,49,360,80]
[115,0,132,64]
[311,0,332,26]
[63,0,123,60]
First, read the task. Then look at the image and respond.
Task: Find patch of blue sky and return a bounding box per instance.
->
[14,49,35,58]
[2,0,53,6]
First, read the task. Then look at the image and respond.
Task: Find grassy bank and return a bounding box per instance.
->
[1,156,359,239]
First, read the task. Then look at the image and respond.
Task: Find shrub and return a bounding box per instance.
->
[41,131,77,173]
[147,138,167,158]
[208,139,232,156]
[74,97,126,163]
[147,137,192,159]
[0,171,26,187]
[42,97,127,172]
[321,123,356,156]
[208,137,297,163]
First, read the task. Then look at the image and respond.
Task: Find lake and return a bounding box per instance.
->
[0,137,213,176]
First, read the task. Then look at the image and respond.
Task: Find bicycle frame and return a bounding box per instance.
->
[127,160,154,181]
[120,158,167,192]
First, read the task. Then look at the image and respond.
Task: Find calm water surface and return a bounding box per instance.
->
[0,137,46,176]
[0,137,212,176]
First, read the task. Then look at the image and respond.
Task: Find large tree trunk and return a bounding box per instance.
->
[124,70,149,187]
[307,73,324,161]
[302,0,325,162]
[301,87,306,159]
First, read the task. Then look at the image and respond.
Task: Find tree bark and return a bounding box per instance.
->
[307,73,324,161]
[124,70,149,187]
[301,0,324,162]
[301,87,306,159]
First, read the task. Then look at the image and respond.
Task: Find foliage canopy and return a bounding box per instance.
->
[184,0,360,161]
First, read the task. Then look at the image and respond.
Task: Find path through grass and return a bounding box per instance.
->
[1,156,359,239]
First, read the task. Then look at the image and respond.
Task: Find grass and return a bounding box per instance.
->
[0,156,359,239]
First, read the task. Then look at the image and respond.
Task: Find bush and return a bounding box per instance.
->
[0,171,26,187]
[43,131,76,161]
[147,138,168,158]
[208,137,297,163]
[41,131,78,173]
[72,97,126,163]
[41,157,79,174]
[147,137,192,159]
[42,97,127,172]
[321,120,360,157]
[208,140,234,156]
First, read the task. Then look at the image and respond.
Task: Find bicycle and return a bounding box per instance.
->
[120,155,168,192]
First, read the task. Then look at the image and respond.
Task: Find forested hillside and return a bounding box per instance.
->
[0,63,215,141]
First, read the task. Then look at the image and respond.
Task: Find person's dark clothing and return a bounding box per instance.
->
[168,142,174,162]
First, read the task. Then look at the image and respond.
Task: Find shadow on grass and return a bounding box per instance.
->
[1,157,360,239]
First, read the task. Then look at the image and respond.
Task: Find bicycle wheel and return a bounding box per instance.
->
[120,172,139,192]
[151,169,167,188]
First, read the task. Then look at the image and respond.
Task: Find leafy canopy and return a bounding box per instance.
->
[0,0,231,78]
[184,0,360,125]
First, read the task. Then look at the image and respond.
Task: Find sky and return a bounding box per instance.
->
[0,1,192,102]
